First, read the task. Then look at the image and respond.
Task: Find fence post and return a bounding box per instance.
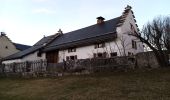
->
[63,59,66,71]
[26,61,31,72]
[13,63,16,73]
[2,64,5,73]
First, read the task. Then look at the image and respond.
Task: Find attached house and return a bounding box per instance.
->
[2,5,144,64]
[0,32,30,60]
[2,33,60,63]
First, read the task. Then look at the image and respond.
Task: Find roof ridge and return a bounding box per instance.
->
[61,16,120,36]
[117,5,139,31]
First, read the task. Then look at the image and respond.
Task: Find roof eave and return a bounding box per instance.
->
[44,31,117,52]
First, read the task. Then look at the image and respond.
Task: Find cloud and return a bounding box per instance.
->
[32,8,55,14]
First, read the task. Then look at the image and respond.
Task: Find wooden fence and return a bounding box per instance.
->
[0,60,47,73]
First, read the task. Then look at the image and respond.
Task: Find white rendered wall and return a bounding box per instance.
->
[58,41,123,62]
[2,59,21,64]
[2,52,46,64]
[116,10,144,55]
[22,51,46,62]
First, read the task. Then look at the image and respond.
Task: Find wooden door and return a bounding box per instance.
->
[46,51,59,63]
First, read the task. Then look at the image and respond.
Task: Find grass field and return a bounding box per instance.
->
[0,68,170,100]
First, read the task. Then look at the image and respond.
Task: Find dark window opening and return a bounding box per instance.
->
[66,56,69,61]
[66,55,77,61]
[93,52,107,58]
[128,52,133,56]
[68,47,76,53]
[132,40,137,49]
[97,53,103,58]
[94,43,105,49]
[37,52,42,57]
[5,46,8,49]
[130,23,137,34]
[110,52,117,57]
[93,53,97,58]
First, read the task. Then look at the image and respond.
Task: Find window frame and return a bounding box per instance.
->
[110,52,117,57]
[68,47,76,53]
[132,40,137,49]
[94,43,105,49]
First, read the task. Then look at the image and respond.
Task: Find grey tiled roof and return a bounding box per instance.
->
[34,35,53,46]
[44,17,120,51]
[14,43,31,51]
[4,45,43,60]
[4,36,52,60]
[4,16,120,60]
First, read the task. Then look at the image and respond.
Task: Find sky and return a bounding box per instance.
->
[0,0,170,45]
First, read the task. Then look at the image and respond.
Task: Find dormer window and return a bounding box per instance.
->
[94,43,105,49]
[68,47,76,53]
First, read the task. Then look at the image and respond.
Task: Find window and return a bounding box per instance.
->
[37,51,42,57]
[130,23,137,34]
[97,53,103,58]
[132,40,137,49]
[68,47,76,53]
[93,52,107,58]
[66,56,69,60]
[93,53,97,58]
[66,55,77,61]
[128,52,133,56]
[110,52,117,57]
[5,46,8,49]
[94,43,105,49]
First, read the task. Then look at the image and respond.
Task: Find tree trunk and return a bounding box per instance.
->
[153,50,168,67]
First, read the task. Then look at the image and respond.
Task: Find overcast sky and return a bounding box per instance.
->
[0,0,169,45]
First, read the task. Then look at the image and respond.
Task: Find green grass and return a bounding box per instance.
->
[0,68,170,100]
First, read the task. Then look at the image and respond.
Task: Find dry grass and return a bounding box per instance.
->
[0,68,170,100]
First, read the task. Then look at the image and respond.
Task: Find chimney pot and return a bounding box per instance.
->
[96,16,105,24]
[0,32,6,36]
[58,29,63,34]
[125,5,132,10]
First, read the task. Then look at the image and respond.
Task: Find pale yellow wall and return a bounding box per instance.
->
[0,35,19,59]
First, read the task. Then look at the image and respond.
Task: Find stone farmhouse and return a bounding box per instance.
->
[2,5,144,64]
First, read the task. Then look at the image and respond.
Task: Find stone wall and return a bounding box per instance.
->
[136,51,159,68]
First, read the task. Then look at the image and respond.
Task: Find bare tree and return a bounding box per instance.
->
[131,16,170,67]
[163,17,170,54]
[114,35,132,56]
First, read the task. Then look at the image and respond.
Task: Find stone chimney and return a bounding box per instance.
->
[96,16,105,24]
[0,32,6,36]
[125,5,132,10]
[58,29,63,34]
